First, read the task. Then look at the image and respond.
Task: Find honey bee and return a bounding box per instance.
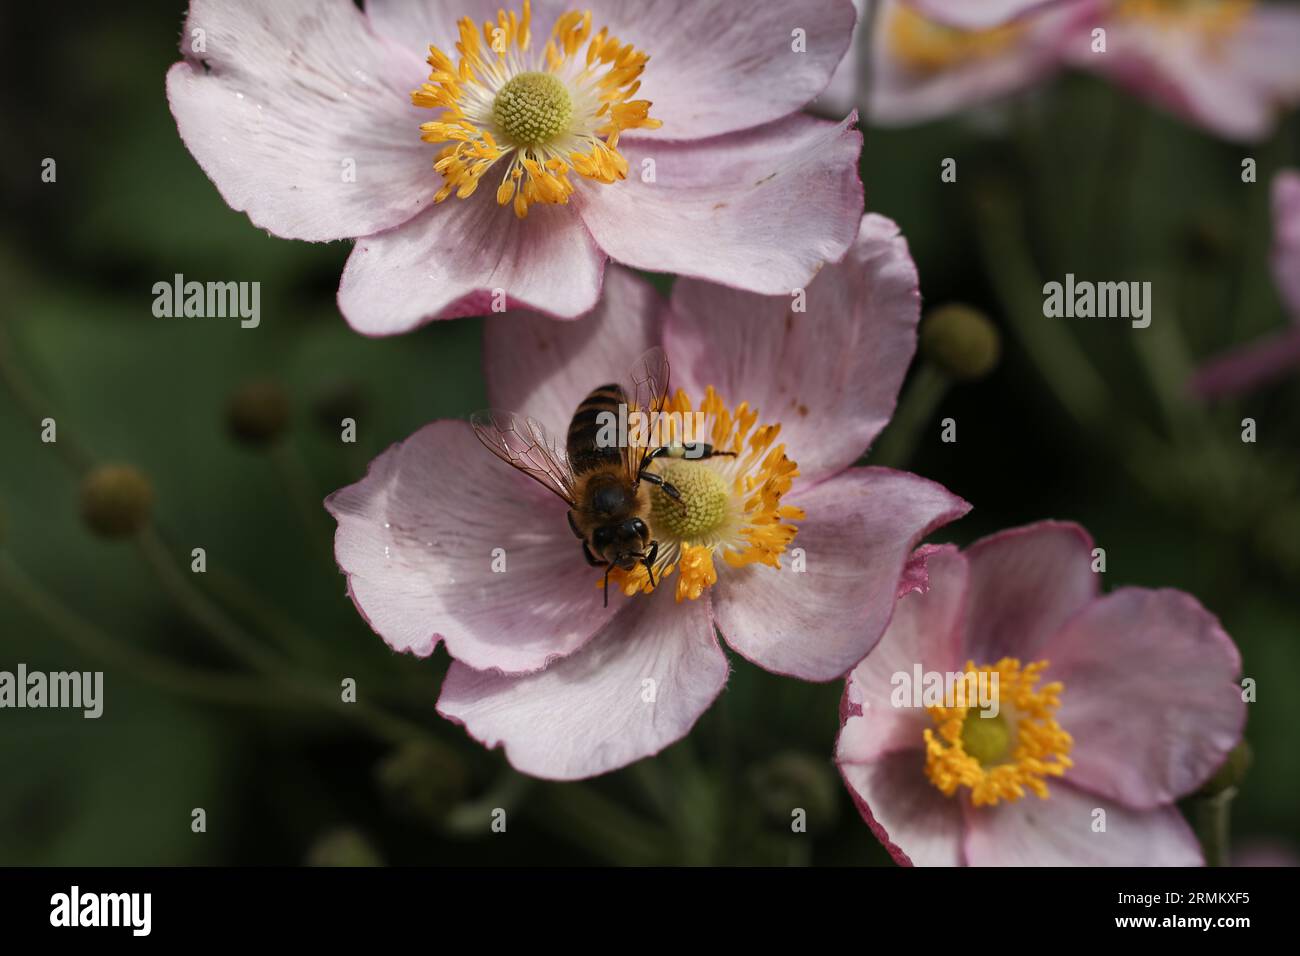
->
[472,348,732,606]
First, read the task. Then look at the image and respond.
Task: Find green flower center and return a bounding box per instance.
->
[649,461,731,540]
[492,71,574,147]
[960,709,1011,767]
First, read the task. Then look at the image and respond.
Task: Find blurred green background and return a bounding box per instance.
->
[1,1,1297,865]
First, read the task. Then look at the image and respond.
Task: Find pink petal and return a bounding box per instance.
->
[837,749,966,866]
[365,0,517,53]
[483,266,665,431]
[959,521,1098,664]
[1189,327,1300,399]
[666,214,920,486]
[367,0,857,142]
[838,546,969,761]
[868,0,1089,125]
[166,0,434,241]
[574,114,863,296]
[336,195,606,335]
[1231,5,1300,137]
[963,782,1203,866]
[897,543,948,600]
[1272,169,1300,321]
[1043,588,1246,809]
[816,0,868,118]
[325,420,619,673]
[713,468,970,682]
[1071,5,1300,142]
[909,0,1069,29]
[1190,169,1300,398]
[437,586,727,780]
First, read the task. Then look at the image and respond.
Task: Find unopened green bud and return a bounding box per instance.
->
[375,741,470,825]
[226,380,291,447]
[80,464,154,539]
[920,303,1001,382]
[749,751,839,834]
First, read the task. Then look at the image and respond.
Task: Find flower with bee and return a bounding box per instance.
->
[166,0,864,336]
[327,214,970,780]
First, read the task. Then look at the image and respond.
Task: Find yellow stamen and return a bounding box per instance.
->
[923,658,1073,807]
[887,5,1024,71]
[410,1,662,218]
[607,386,802,602]
[1115,0,1252,53]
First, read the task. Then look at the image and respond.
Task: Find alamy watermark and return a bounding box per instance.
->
[0,664,103,718]
[594,405,708,454]
[890,665,1000,718]
[50,886,150,936]
[152,273,260,328]
[1043,273,1151,329]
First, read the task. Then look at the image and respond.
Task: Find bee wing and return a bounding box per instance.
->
[470,410,578,505]
[622,346,671,481]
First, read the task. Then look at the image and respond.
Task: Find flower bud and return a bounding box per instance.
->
[225,380,291,448]
[374,740,470,826]
[749,751,839,833]
[920,303,1001,382]
[80,464,154,539]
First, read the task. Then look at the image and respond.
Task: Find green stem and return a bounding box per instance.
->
[442,770,533,837]
[1194,789,1235,868]
[136,526,285,674]
[1,547,456,760]
[269,442,333,552]
[971,186,1113,432]
[529,781,671,866]
[0,316,94,475]
[869,362,951,469]
[202,564,332,668]
[0,551,281,709]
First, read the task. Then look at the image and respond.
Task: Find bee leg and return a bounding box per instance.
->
[602,564,613,608]
[681,442,737,461]
[637,470,681,500]
[642,541,659,588]
[645,443,737,462]
[582,542,607,568]
[567,509,584,539]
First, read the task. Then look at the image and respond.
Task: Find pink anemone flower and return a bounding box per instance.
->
[326,214,970,780]
[1066,0,1300,141]
[817,0,1095,123]
[1191,169,1300,398]
[837,522,1246,865]
[166,0,865,336]
[907,0,1074,29]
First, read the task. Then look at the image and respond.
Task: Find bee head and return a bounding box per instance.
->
[593,517,650,569]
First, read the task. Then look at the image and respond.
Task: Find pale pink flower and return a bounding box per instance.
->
[817,0,1095,123]
[909,0,1073,29]
[1191,169,1300,398]
[327,214,969,779]
[167,0,864,336]
[837,522,1246,865]
[1067,1,1300,142]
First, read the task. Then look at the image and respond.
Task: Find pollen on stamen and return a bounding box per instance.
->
[608,386,803,603]
[409,0,663,219]
[923,658,1073,807]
